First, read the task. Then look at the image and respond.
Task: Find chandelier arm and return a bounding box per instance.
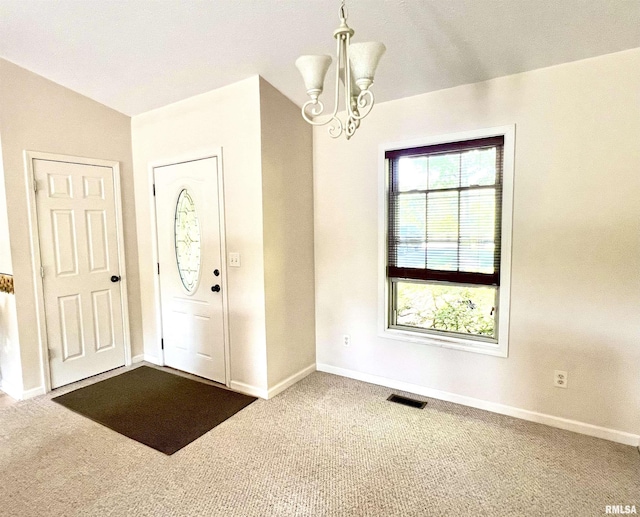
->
[348,90,375,121]
[301,100,345,136]
[345,116,359,139]
[333,32,344,121]
[344,32,358,121]
[311,31,347,139]
[328,117,344,138]
[301,100,330,126]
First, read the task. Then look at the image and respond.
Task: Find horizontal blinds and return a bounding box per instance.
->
[387,136,504,286]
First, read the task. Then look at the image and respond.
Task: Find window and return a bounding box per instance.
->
[381,127,514,356]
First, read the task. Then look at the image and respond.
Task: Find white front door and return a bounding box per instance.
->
[154,157,226,384]
[33,158,127,389]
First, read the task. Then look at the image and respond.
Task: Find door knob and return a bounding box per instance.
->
[111,275,121,283]
[213,269,220,277]
[211,284,221,292]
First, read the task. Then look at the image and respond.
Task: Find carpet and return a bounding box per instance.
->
[3,369,639,516]
[52,365,256,454]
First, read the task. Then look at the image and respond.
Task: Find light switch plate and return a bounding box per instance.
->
[229,252,241,267]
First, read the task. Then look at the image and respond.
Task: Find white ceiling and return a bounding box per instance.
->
[1,0,639,116]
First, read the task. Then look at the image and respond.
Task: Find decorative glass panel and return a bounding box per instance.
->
[174,189,201,293]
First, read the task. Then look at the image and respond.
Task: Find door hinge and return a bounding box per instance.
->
[47,347,54,359]
[33,179,37,193]
[157,263,160,274]
[40,266,44,278]
[153,184,156,196]
[161,338,164,350]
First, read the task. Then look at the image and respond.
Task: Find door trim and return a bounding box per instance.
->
[149,148,231,387]
[24,151,132,393]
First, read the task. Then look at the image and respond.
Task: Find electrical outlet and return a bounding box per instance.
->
[554,370,568,388]
[343,334,351,347]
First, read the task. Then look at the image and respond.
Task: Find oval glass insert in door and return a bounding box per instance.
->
[174,189,201,293]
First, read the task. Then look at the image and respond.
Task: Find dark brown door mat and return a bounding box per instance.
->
[52,365,256,455]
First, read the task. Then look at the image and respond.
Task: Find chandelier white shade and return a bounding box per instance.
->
[348,42,386,90]
[295,55,333,100]
[295,2,386,139]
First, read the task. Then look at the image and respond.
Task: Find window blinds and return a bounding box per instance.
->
[386,136,504,286]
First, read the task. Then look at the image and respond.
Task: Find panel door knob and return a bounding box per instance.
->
[111,275,121,283]
[211,284,221,292]
[213,269,220,277]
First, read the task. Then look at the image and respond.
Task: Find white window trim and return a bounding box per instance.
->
[378,125,515,358]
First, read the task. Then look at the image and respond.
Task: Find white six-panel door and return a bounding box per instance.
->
[33,158,126,389]
[154,157,226,384]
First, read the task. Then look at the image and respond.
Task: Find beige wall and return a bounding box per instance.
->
[314,48,640,435]
[131,76,269,390]
[0,137,21,395]
[0,136,11,273]
[0,292,21,396]
[259,78,316,387]
[0,58,140,393]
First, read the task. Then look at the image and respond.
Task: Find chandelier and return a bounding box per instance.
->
[295,1,386,140]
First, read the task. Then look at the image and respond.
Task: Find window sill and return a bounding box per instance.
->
[381,327,508,357]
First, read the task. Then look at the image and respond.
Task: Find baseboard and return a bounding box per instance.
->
[143,354,163,366]
[132,354,145,364]
[229,380,268,399]
[22,385,46,399]
[0,380,23,400]
[267,363,316,399]
[230,364,317,400]
[0,382,45,400]
[317,363,640,447]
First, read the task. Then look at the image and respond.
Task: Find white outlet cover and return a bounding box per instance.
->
[554,370,568,388]
[229,252,241,267]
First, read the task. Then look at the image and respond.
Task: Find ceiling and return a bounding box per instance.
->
[0,0,639,116]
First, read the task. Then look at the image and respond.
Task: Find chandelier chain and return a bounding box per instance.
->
[339,0,347,21]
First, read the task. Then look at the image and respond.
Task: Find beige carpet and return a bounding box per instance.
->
[0,366,638,517]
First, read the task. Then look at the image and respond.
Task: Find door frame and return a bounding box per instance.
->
[149,148,231,387]
[24,151,132,393]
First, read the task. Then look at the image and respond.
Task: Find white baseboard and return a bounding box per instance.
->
[230,363,317,400]
[229,380,268,399]
[0,380,23,400]
[0,382,45,400]
[143,354,163,366]
[132,354,145,364]
[317,363,640,447]
[267,363,316,399]
[22,385,46,399]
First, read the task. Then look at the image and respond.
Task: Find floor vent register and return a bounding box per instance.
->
[387,394,427,409]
